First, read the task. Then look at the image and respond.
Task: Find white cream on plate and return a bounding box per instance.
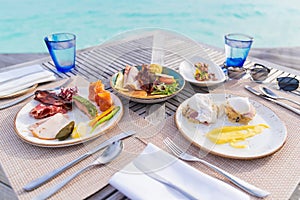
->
[227,97,251,114]
[188,94,218,123]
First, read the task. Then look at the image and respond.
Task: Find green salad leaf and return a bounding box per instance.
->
[151,82,179,95]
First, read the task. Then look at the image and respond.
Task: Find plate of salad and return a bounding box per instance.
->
[110,64,185,103]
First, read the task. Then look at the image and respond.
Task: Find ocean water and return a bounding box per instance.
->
[0,0,300,53]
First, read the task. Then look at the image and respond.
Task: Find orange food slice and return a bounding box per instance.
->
[96,91,113,112]
[89,105,115,127]
[94,80,105,94]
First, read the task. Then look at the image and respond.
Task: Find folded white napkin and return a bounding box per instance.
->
[109,143,249,200]
[0,64,56,96]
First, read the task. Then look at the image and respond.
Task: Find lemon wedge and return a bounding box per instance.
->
[71,122,88,139]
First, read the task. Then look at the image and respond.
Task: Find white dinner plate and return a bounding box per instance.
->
[14,87,123,147]
[0,84,37,99]
[179,56,226,87]
[175,93,287,159]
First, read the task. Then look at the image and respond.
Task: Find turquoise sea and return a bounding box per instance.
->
[0,0,300,53]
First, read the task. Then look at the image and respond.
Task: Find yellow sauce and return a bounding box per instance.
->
[206,124,269,148]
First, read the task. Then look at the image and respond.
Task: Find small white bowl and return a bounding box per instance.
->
[179,56,226,87]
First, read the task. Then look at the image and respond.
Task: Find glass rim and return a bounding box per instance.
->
[225,33,253,42]
[44,33,76,43]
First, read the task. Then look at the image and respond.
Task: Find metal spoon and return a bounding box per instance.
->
[260,86,300,107]
[33,140,123,200]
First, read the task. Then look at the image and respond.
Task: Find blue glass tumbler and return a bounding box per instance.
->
[44,33,76,73]
[224,33,253,67]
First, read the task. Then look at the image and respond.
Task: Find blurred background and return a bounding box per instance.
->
[0,0,299,53]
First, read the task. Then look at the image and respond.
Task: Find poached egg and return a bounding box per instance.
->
[188,94,218,124]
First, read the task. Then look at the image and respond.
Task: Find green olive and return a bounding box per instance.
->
[55,121,75,141]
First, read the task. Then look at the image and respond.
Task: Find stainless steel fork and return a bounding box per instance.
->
[163,137,270,198]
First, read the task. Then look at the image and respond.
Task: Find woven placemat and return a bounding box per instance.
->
[0,78,299,199]
[0,101,151,199]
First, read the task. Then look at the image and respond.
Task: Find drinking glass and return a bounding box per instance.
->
[224,33,253,67]
[44,33,76,73]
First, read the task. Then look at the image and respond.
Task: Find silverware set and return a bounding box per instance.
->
[24,131,134,199]
[260,86,300,106]
[24,131,135,192]
[245,85,300,115]
[22,130,270,199]
[33,140,124,200]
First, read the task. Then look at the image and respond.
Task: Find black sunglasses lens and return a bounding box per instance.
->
[250,64,270,82]
[250,68,269,81]
[277,77,299,91]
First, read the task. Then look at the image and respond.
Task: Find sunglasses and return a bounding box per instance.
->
[226,63,271,81]
[277,77,299,91]
[224,63,300,91]
[248,63,271,82]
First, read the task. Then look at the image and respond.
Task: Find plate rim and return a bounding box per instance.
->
[110,66,185,103]
[0,84,38,99]
[175,93,287,160]
[14,93,124,148]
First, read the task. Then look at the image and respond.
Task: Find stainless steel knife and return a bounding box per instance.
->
[133,153,198,200]
[245,85,300,115]
[23,130,135,191]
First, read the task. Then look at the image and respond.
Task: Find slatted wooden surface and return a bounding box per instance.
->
[39,33,299,117]
[1,31,300,199]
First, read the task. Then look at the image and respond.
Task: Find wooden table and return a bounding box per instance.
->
[1,29,300,200]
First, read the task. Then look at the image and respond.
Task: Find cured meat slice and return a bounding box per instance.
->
[30,104,68,119]
[34,90,72,110]
[58,87,78,101]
